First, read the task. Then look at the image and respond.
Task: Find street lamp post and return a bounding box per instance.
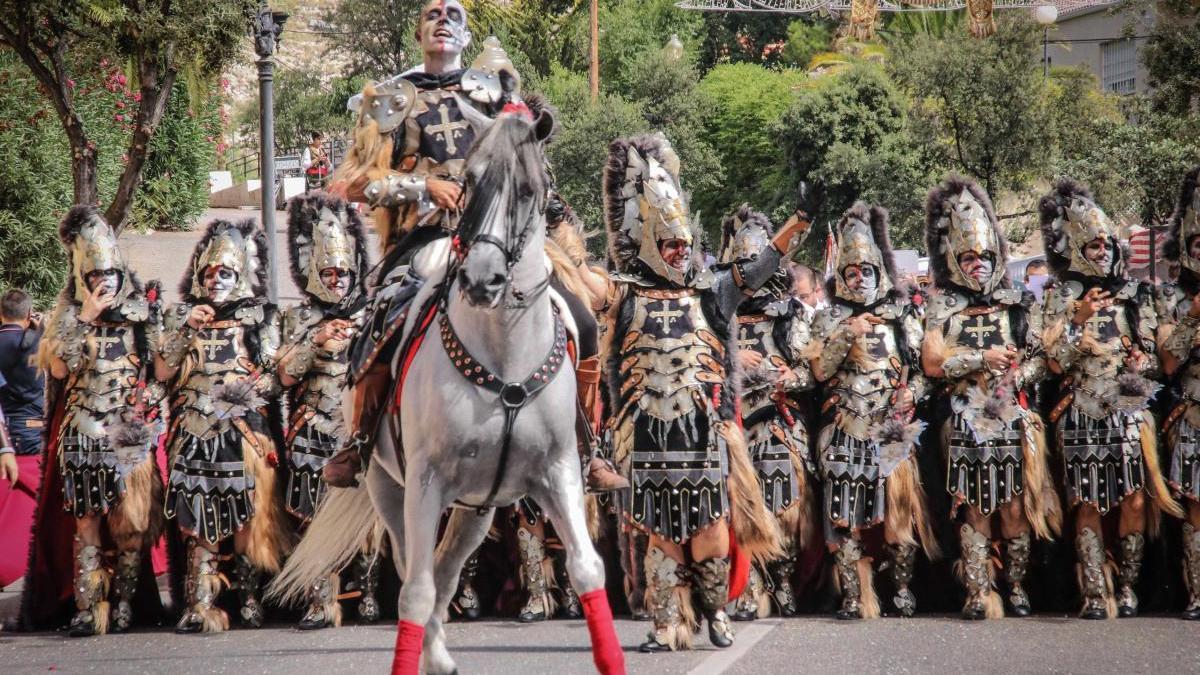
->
[1036,5,1058,79]
[252,3,288,305]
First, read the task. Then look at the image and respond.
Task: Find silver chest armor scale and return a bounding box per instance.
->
[619,288,731,544]
[59,321,144,517]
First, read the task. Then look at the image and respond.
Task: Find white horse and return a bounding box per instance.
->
[271,108,624,675]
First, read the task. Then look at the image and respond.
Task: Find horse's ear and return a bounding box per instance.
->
[534,107,555,143]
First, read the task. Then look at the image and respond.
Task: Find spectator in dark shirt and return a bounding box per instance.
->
[0,289,45,458]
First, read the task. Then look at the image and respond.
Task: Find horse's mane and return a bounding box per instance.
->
[457,114,550,245]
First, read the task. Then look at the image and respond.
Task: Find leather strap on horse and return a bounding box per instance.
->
[438,306,569,506]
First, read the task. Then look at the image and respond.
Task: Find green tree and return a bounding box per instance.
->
[1142,0,1200,115]
[697,62,807,222]
[237,68,363,151]
[775,64,935,255]
[541,66,647,242]
[781,19,834,69]
[0,0,256,230]
[323,0,420,79]
[889,16,1052,198]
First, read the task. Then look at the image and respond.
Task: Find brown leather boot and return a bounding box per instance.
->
[576,356,628,493]
[324,363,391,488]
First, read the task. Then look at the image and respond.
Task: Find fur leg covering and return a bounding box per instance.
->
[111,549,141,632]
[733,565,771,620]
[267,478,381,607]
[580,589,626,675]
[244,434,293,574]
[1182,523,1200,619]
[1020,413,1062,540]
[517,526,558,621]
[1139,417,1184,537]
[1116,533,1145,617]
[1075,527,1115,619]
[641,545,695,651]
[885,457,941,560]
[832,539,878,619]
[68,543,111,637]
[107,455,164,551]
[719,421,784,564]
[956,524,1003,620]
[176,541,229,633]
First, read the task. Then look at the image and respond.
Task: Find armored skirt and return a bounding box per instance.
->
[1167,408,1200,502]
[165,421,266,544]
[944,412,1025,515]
[1056,406,1147,514]
[284,423,337,521]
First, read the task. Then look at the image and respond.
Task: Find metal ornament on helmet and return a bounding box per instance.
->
[1060,196,1119,278]
[626,145,692,287]
[943,189,1002,294]
[833,212,892,305]
[66,210,130,305]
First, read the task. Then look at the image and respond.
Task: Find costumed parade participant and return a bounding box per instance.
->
[921,176,1061,619]
[19,206,165,636]
[603,133,807,652]
[718,205,817,620]
[157,218,291,633]
[1040,178,1181,619]
[1156,165,1200,620]
[278,193,380,629]
[808,202,939,620]
[323,0,620,497]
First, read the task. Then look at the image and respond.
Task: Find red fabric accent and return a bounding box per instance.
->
[392,304,440,413]
[501,101,534,120]
[391,620,425,675]
[579,589,626,675]
[0,455,41,586]
[23,397,77,625]
[150,434,169,575]
[727,523,750,601]
[1018,390,1029,410]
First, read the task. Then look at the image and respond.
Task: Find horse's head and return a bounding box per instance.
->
[456,103,554,308]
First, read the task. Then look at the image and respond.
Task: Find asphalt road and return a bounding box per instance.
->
[3,614,1197,674]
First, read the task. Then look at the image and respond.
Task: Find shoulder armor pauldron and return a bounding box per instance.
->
[1115,280,1139,300]
[812,306,847,335]
[1046,281,1082,314]
[926,292,965,324]
[991,288,1022,305]
[165,303,192,330]
[364,78,418,135]
[117,296,150,323]
[874,302,902,321]
[235,304,266,325]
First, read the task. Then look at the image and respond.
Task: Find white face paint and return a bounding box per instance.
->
[843,264,878,304]
[417,0,471,58]
[319,268,352,299]
[203,265,238,303]
[86,269,121,296]
[1082,237,1114,275]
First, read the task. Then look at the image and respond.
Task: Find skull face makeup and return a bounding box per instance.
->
[659,238,692,272]
[85,268,122,296]
[416,0,471,58]
[956,250,994,287]
[203,265,238,303]
[318,268,352,299]
[842,263,879,304]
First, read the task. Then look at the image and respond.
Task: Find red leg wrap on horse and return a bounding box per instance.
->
[580,589,626,675]
[391,620,425,675]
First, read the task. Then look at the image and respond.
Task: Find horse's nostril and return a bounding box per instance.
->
[489,273,506,288]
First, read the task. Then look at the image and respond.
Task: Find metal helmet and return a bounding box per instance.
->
[183,218,267,303]
[604,133,697,287]
[925,176,1007,294]
[59,206,131,305]
[287,192,369,306]
[832,202,895,305]
[1167,166,1200,279]
[1039,178,1121,280]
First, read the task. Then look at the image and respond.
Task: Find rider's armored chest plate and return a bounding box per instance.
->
[945,306,1012,351]
[414,90,476,167]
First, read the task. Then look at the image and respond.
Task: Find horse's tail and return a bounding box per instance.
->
[265,482,384,607]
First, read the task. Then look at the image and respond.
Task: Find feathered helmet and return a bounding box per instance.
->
[603,133,699,287]
[181,218,267,303]
[925,175,1008,294]
[1164,166,1200,280]
[59,206,131,305]
[287,192,370,305]
[830,202,896,305]
[719,204,789,299]
[1039,178,1122,279]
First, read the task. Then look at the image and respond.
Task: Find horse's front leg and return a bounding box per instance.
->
[392,467,447,675]
[422,506,495,675]
[537,461,627,675]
